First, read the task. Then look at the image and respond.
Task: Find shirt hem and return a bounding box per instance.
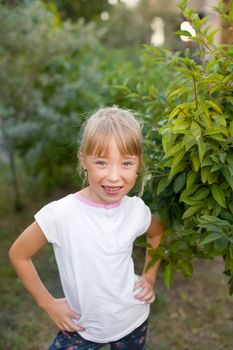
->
[79,310,150,343]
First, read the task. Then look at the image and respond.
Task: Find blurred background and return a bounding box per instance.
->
[0,1,232,349]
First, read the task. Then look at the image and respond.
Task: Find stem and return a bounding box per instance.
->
[192,68,198,110]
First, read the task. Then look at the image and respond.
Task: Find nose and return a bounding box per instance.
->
[107,165,120,182]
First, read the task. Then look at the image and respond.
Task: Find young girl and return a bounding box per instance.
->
[9,107,164,349]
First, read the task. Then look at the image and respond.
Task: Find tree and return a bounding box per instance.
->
[0,1,100,209]
[122,0,233,293]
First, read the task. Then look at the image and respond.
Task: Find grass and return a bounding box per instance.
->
[0,193,232,350]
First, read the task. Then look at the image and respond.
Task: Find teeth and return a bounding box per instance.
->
[104,186,121,192]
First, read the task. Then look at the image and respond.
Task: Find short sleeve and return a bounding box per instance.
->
[134,197,151,237]
[34,201,61,245]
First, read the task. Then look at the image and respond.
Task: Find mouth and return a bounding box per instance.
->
[102,186,123,194]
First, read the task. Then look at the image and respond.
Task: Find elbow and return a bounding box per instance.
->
[8,244,18,266]
[9,245,15,264]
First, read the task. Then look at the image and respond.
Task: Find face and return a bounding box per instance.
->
[81,138,139,204]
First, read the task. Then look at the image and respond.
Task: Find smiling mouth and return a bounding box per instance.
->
[102,186,123,193]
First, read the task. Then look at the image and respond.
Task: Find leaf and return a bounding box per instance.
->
[157,176,172,196]
[211,184,227,208]
[223,167,233,191]
[199,232,221,245]
[162,129,173,153]
[229,121,233,137]
[228,202,233,215]
[175,30,192,37]
[211,163,223,172]
[191,154,200,172]
[180,184,200,200]
[191,187,210,200]
[205,100,223,114]
[167,87,190,100]
[173,173,186,193]
[197,138,206,163]
[212,113,226,127]
[148,85,159,96]
[182,205,203,219]
[171,148,186,168]
[186,171,197,187]
[201,167,210,183]
[182,134,196,151]
[178,261,193,278]
[204,127,228,137]
[162,263,174,289]
[190,121,202,138]
[209,134,226,142]
[163,142,184,159]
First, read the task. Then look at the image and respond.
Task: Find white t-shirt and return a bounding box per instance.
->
[35,194,151,343]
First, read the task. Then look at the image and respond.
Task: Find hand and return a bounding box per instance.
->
[133,276,156,304]
[43,298,85,332]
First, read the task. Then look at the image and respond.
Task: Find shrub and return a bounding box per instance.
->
[125,0,233,293]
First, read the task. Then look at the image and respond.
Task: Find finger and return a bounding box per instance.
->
[70,319,86,332]
[70,311,81,320]
[64,319,85,332]
[134,285,150,299]
[133,281,142,291]
[145,294,156,304]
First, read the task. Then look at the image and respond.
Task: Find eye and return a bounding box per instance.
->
[122,161,133,168]
[95,160,107,168]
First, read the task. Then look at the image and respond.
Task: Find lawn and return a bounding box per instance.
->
[0,194,232,350]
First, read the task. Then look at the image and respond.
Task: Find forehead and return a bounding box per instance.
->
[85,132,140,157]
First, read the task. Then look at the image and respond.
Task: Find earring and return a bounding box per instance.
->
[84,169,88,178]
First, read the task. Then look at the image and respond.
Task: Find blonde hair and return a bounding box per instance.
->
[78,106,145,195]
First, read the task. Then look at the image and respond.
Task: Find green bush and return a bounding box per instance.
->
[124,0,233,293]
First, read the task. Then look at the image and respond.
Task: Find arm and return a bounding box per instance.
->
[9,222,84,332]
[134,214,164,304]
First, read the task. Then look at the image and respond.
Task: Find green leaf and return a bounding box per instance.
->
[163,142,184,159]
[178,261,193,278]
[229,121,233,137]
[204,127,228,137]
[167,87,190,100]
[201,167,210,183]
[157,176,172,196]
[173,173,186,193]
[199,232,221,245]
[223,167,233,191]
[180,184,200,201]
[171,148,186,168]
[197,138,206,163]
[191,187,210,200]
[175,30,192,37]
[211,163,223,172]
[191,154,200,172]
[228,202,233,215]
[190,121,202,138]
[148,85,159,96]
[162,129,174,153]
[211,184,227,208]
[182,134,196,151]
[182,205,203,219]
[162,263,174,289]
[186,171,197,187]
[205,100,223,114]
[212,113,226,127]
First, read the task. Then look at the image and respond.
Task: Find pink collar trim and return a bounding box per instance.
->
[73,194,121,209]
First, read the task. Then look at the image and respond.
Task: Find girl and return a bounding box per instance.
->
[9,107,164,349]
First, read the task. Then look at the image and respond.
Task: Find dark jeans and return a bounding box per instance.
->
[48,319,148,350]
